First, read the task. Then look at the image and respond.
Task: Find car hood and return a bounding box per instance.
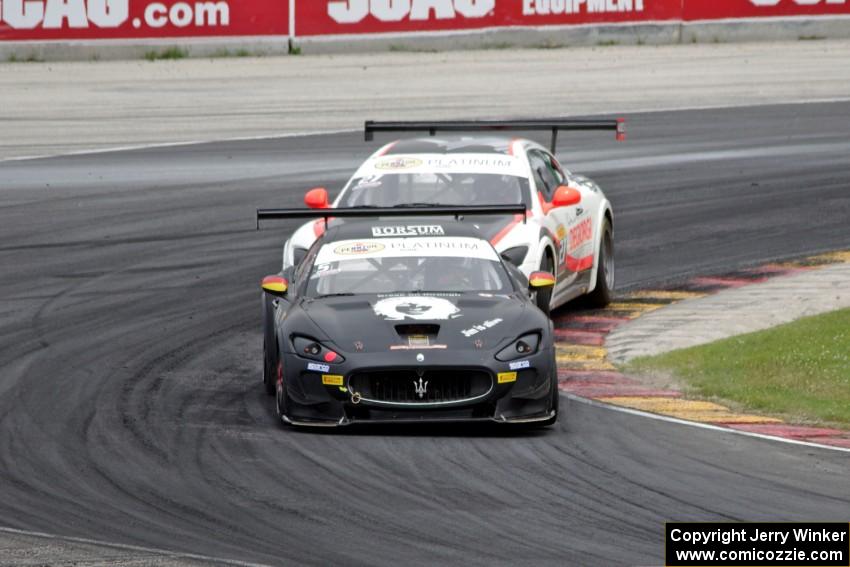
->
[301,292,536,354]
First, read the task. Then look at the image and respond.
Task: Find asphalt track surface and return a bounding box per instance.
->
[1,102,849,566]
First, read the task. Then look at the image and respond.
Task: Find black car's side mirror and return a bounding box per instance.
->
[261,275,289,298]
[528,271,555,289]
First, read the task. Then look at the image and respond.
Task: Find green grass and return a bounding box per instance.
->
[626,308,850,428]
[388,44,437,53]
[533,39,566,50]
[144,47,188,61]
[211,48,263,58]
[480,41,515,50]
[7,53,43,63]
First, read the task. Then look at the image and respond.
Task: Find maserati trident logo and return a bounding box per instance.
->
[413,378,428,399]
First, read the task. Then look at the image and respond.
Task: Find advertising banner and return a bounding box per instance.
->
[2,0,848,43]
[684,0,850,21]
[0,0,288,40]
[296,0,683,37]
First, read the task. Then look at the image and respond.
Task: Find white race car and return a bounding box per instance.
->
[280,119,624,314]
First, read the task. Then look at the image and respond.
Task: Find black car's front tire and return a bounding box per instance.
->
[275,361,294,425]
[263,337,276,396]
[262,292,277,395]
[538,374,560,427]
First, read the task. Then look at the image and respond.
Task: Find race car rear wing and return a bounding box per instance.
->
[364,118,626,152]
[256,204,527,230]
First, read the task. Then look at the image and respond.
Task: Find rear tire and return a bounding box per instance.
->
[586,220,614,308]
[534,253,554,317]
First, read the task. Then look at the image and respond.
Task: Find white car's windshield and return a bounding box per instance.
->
[340,173,529,208]
[307,236,513,296]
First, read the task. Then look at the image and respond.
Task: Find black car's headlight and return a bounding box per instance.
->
[292,336,345,364]
[500,246,529,267]
[495,332,541,362]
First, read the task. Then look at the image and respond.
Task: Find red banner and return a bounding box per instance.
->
[2,0,848,43]
[685,0,850,21]
[296,0,682,37]
[0,0,288,40]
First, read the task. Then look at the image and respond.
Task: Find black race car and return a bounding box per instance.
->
[257,206,559,427]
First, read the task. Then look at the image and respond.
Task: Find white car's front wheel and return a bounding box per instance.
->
[586,219,614,307]
[534,253,554,316]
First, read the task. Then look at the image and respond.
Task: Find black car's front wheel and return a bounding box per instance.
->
[262,337,276,396]
[538,374,560,427]
[262,292,277,395]
[275,361,294,425]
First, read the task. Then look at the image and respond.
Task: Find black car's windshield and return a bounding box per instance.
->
[306,236,513,296]
[341,173,529,208]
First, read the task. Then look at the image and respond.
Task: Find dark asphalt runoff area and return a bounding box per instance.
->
[0,102,849,566]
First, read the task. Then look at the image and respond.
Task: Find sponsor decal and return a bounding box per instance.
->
[380,291,461,298]
[0,0,231,30]
[299,0,684,38]
[327,0,496,24]
[509,360,531,370]
[556,224,567,241]
[371,225,445,237]
[385,238,489,255]
[461,318,503,338]
[497,371,517,384]
[750,0,846,4]
[568,217,593,253]
[390,344,448,350]
[354,341,364,351]
[333,242,385,256]
[565,217,594,272]
[374,157,423,170]
[373,296,462,321]
[318,237,498,263]
[0,0,286,40]
[423,156,516,170]
[322,374,344,386]
[307,362,330,373]
[683,0,850,19]
[522,0,645,15]
[357,153,527,178]
[474,339,484,349]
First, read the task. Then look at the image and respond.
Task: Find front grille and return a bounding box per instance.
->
[349,368,492,405]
